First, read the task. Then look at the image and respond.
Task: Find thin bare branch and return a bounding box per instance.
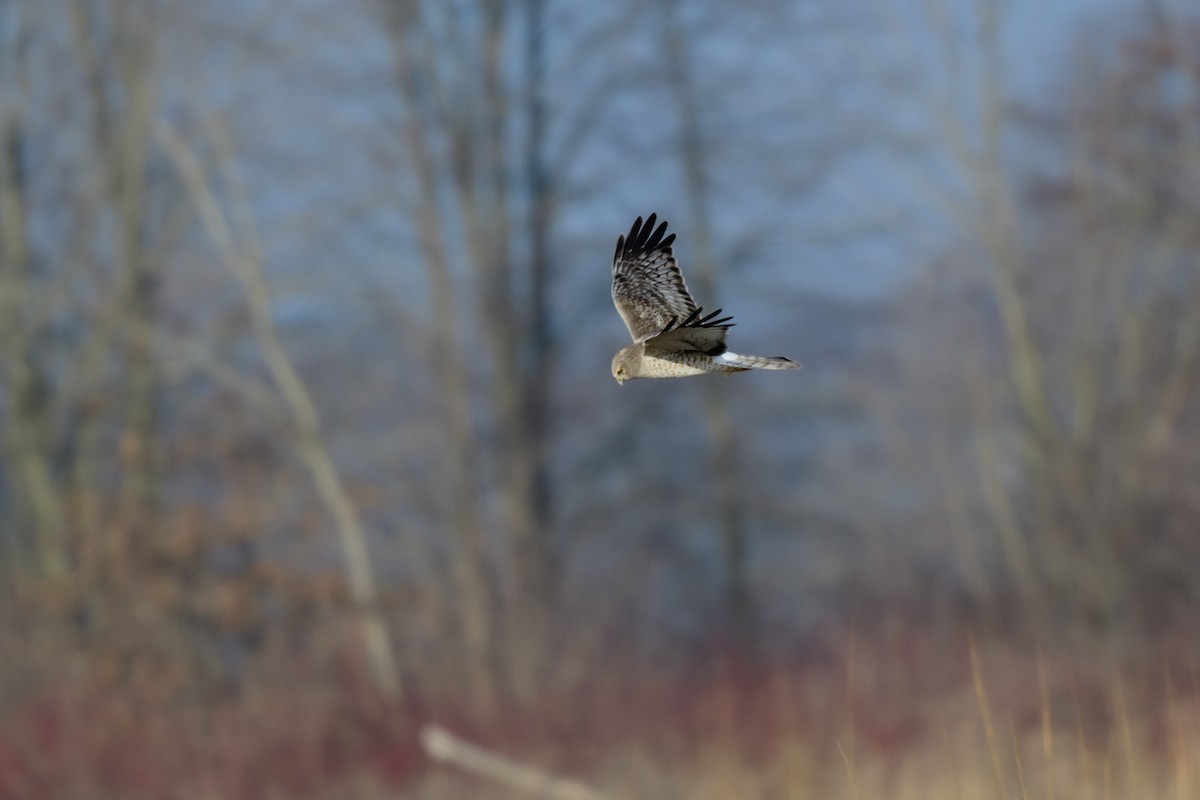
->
[422,725,611,800]
[158,119,402,700]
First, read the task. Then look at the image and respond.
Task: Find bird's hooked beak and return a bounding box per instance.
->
[615,375,625,386]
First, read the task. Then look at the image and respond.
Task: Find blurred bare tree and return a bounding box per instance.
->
[1005,11,1200,628]
[862,3,1200,633]
[379,0,499,710]
[0,0,176,578]
[0,0,408,700]
[376,0,574,704]
[159,119,404,699]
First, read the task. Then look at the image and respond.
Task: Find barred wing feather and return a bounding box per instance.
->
[611,214,699,342]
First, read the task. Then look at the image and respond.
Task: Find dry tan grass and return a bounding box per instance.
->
[395,636,1200,800]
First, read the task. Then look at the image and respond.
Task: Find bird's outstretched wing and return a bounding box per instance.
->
[612,214,700,342]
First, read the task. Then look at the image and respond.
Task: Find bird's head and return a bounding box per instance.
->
[611,346,639,385]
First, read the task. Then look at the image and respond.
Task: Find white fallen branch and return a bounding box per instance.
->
[421,725,611,800]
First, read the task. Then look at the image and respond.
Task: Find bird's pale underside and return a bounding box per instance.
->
[610,214,800,384]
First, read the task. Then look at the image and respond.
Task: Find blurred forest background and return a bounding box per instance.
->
[1,0,1199,797]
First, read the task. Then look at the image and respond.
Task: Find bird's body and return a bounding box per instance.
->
[609,214,800,383]
[614,344,719,378]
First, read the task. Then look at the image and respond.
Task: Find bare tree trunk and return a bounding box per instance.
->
[160,123,403,701]
[448,0,555,700]
[461,0,541,700]
[501,0,560,695]
[383,0,499,713]
[524,0,553,559]
[660,0,754,653]
[0,18,66,577]
[106,2,162,523]
[63,0,165,557]
[379,0,561,702]
[921,0,1044,618]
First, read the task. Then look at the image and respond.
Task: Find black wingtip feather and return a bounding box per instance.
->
[688,307,734,328]
[658,306,736,335]
[646,220,668,252]
[696,308,729,325]
[618,213,677,262]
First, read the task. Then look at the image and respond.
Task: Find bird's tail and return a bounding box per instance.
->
[719,352,801,371]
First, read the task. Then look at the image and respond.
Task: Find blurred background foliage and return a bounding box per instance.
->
[0,0,1198,797]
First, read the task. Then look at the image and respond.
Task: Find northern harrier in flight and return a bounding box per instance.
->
[610,214,800,384]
